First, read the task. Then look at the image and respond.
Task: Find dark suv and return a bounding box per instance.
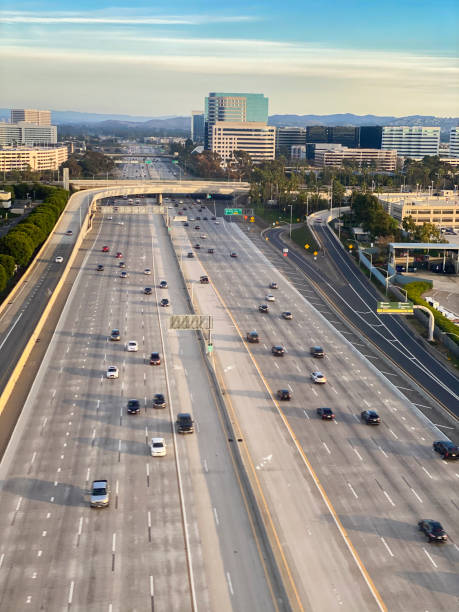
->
[418,519,447,542]
[433,440,458,459]
[149,352,161,365]
[246,331,259,343]
[152,393,166,409]
[127,399,140,414]
[177,413,194,434]
[361,410,381,425]
[200,275,209,284]
[310,346,324,358]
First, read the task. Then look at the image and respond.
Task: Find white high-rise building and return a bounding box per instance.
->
[449,127,459,158]
[0,122,57,146]
[211,122,276,162]
[381,126,440,159]
[11,109,51,126]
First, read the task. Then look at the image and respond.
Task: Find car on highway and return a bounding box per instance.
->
[361,410,381,425]
[310,346,325,358]
[119,261,126,268]
[184,222,189,227]
[144,287,152,295]
[271,345,285,356]
[97,264,104,271]
[127,399,141,414]
[159,280,168,288]
[187,252,194,258]
[196,216,201,220]
[110,329,120,341]
[194,243,201,249]
[277,389,291,400]
[214,220,220,224]
[107,216,113,220]
[151,437,166,457]
[246,331,259,343]
[194,225,201,230]
[265,294,275,302]
[418,519,447,542]
[200,275,209,284]
[153,393,166,409]
[90,479,109,508]
[160,298,169,307]
[126,340,138,352]
[55,256,64,263]
[311,371,327,384]
[269,282,278,289]
[207,248,214,254]
[200,234,207,239]
[177,413,194,433]
[116,252,123,258]
[230,252,237,258]
[120,271,128,278]
[281,311,293,320]
[317,407,335,420]
[144,268,151,275]
[259,304,269,313]
[102,246,110,252]
[106,366,119,379]
[150,352,161,365]
[65,230,73,236]
[432,440,458,459]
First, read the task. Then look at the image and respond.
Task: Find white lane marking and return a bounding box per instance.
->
[78,517,83,536]
[37,550,42,557]
[226,572,234,596]
[86,468,90,482]
[331,387,338,394]
[0,312,23,351]
[383,491,396,507]
[15,497,22,512]
[112,533,116,553]
[347,482,358,499]
[213,507,220,525]
[389,429,398,440]
[274,362,279,369]
[303,410,310,420]
[42,531,47,537]
[410,488,423,504]
[353,448,363,461]
[26,596,32,604]
[380,538,394,557]
[0,553,4,568]
[423,548,438,568]
[150,575,154,597]
[203,459,208,473]
[68,581,75,605]
[323,442,331,455]
[421,467,433,479]
[311,387,318,397]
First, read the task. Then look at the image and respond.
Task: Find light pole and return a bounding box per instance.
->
[288,204,293,239]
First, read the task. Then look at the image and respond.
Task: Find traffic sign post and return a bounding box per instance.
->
[377,301,414,314]
[224,208,242,216]
[283,248,288,257]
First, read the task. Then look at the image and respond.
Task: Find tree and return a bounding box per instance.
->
[0,232,34,266]
[0,254,15,278]
[415,222,443,243]
[0,264,7,293]
[402,215,417,237]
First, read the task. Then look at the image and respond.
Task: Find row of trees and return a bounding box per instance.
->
[62,150,115,178]
[351,193,399,238]
[0,185,69,293]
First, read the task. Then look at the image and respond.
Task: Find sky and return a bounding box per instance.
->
[0,0,458,117]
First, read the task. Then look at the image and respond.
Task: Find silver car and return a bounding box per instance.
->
[90,480,109,508]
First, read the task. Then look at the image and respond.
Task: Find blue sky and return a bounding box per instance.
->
[1,1,458,116]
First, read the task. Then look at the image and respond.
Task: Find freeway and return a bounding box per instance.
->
[177,204,459,611]
[0,207,277,611]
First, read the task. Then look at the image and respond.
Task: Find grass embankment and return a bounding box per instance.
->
[254,206,320,254]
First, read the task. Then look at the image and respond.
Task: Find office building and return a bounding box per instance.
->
[359,126,383,149]
[191,111,205,143]
[275,127,306,154]
[204,92,268,149]
[381,126,440,159]
[0,146,68,172]
[291,145,307,160]
[450,127,459,158]
[211,122,275,162]
[305,126,359,147]
[313,144,397,171]
[306,126,328,143]
[0,122,57,146]
[379,193,459,229]
[11,109,51,126]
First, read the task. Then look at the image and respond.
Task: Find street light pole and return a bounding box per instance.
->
[288,204,293,239]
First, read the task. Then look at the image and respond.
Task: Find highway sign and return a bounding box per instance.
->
[170,315,213,330]
[172,160,178,164]
[377,301,414,314]
[250,216,255,222]
[145,159,152,164]
[224,208,243,215]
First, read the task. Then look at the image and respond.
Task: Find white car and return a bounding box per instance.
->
[55,256,64,263]
[214,221,220,225]
[144,268,151,275]
[106,366,119,379]
[265,294,275,302]
[107,216,113,220]
[151,437,166,457]
[311,371,327,384]
[126,340,138,352]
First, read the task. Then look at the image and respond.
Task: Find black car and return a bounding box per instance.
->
[159,280,168,289]
[127,399,140,414]
[271,345,285,356]
[203,216,208,220]
[97,264,104,271]
[277,389,291,401]
[184,222,189,227]
[187,252,194,258]
[200,275,209,284]
[211,216,216,220]
[194,243,201,249]
[230,252,237,258]
[195,225,201,230]
[110,329,120,341]
[361,410,381,425]
[177,413,194,433]
[317,407,335,420]
[144,287,152,295]
[119,261,126,268]
[160,298,169,307]
[310,346,325,358]
[259,304,269,313]
[149,352,161,365]
[207,248,214,254]
[246,331,259,343]
[152,393,166,409]
[433,440,459,459]
[196,216,201,220]
[269,282,278,289]
[418,519,447,542]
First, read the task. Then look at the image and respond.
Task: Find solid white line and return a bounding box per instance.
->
[150,575,154,597]
[423,547,438,568]
[353,448,363,461]
[323,442,331,455]
[213,507,220,525]
[380,538,394,557]
[78,517,83,536]
[68,581,74,605]
[0,312,23,351]
[112,533,116,553]
[203,459,208,472]
[383,491,396,507]
[347,482,358,499]
[410,488,423,503]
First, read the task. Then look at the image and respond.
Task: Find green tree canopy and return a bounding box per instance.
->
[0,254,15,278]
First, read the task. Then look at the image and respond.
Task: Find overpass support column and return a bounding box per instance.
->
[157,193,163,205]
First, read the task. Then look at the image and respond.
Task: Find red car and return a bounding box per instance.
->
[102,246,109,252]
[116,252,122,259]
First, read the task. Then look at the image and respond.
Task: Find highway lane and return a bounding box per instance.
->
[266,221,459,418]
[180,212,459,612]
[0,208,277,611]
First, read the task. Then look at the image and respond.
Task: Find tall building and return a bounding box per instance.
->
[305,126,358,147]
[0,122,57,146]
[381,126,440,159]
[449,127,459,158]
[191,111,205,143]
[275,127,306,154]
[306,126,328,143]
[11,109,51,126]
[211,122,275,163]
[0,146,68,172]
[204,92,268,149]
[359,126,383,149]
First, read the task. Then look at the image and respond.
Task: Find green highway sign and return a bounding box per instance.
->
[172,160,179,164]
[145,159,152,164]
[377,301,414,314]
[224,208,242,215]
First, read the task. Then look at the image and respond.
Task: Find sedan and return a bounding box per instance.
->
[271,345,285,356]
[120,271,128,278]
[149,352,161,365]
[152,393,166,409]
[311,371,327,384]
[207,248,214,254]
[277,389,291,401]
[418,519,447,542]
[126,340,138,352]
[281,311,293,320]
[317,407,335,420]
[65,230,73,236]
[116,252,123,259]
[144,268,151,275]
[269,282,278,289]
[151,437,166,457]
[200,234,207,239]
[106,366,119,379]
[361,410,381,425]
[265,294,275,302]
[97,264,104,271]
[127,399,140,414]
[159,280,168,289]
[144,287,152,295]
[258,304,269,313]
[194,225,201,230]
[102,246,110,252]
[194,243,201,249]
[160,298,169,307]
[55,256,64,263]
[230,252,237,258]
[433,440,458,459]
[119,261,126,268]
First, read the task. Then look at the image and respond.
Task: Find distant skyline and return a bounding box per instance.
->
[1,1,458,117]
